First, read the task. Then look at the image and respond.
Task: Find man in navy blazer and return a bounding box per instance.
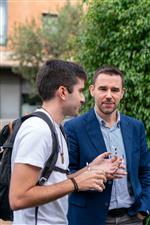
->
[64,65,150,225]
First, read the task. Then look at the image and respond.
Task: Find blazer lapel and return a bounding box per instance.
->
[120,115,133,173]
[84,109,107,154]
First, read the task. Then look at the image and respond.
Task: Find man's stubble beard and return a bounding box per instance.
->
[98,104,117,116]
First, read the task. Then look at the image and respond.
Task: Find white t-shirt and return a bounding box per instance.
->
[11,109,69,225]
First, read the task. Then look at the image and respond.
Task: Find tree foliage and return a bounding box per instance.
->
[75,0,150,146]
[9,1,83,92]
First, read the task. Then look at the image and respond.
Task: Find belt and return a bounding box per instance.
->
[108,208,128,217]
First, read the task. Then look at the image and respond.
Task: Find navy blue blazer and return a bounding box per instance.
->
[64,109,150,225]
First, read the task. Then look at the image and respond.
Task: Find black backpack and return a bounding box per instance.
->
[0,111,68,221]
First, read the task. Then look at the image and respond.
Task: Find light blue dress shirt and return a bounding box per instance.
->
[94,109,135,210]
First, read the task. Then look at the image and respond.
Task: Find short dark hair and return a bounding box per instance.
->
[36,59,87,100]
[93,65,124,87]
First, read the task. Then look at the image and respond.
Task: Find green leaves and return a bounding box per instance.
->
[9,2,83,94]
[75,0,150,147]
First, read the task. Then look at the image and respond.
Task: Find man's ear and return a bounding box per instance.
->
[121,87,125,99]
[57,86,68,100]
[89,84,94,97]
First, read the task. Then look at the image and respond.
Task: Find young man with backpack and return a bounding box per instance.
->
[9,59,123,225]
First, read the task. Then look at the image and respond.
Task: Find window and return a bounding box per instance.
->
[42,12,58,32]
[42,12,58,23]
[0,0,7,45]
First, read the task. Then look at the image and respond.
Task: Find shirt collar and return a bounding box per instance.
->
[94,107,120,128]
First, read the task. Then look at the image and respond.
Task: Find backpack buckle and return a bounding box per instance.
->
[39,177,47,185]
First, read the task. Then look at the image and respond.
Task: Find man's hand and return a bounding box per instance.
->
[90,152,127,179]
[75,169,107,192]
[136,212,147,220]
[136,212,145,220]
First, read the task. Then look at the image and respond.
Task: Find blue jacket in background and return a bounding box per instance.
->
[64,109,150,225]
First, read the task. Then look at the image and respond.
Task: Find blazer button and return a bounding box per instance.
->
[107,180,112,185]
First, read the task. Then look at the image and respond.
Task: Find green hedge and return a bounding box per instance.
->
[76,0,150,147]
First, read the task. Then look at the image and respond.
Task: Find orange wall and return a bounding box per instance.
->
[8,0,80,35]
[0,0,81,52]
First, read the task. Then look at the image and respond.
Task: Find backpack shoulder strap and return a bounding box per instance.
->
[31,112,69,184]
[29,111,60,185]
[31,112,66,225]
